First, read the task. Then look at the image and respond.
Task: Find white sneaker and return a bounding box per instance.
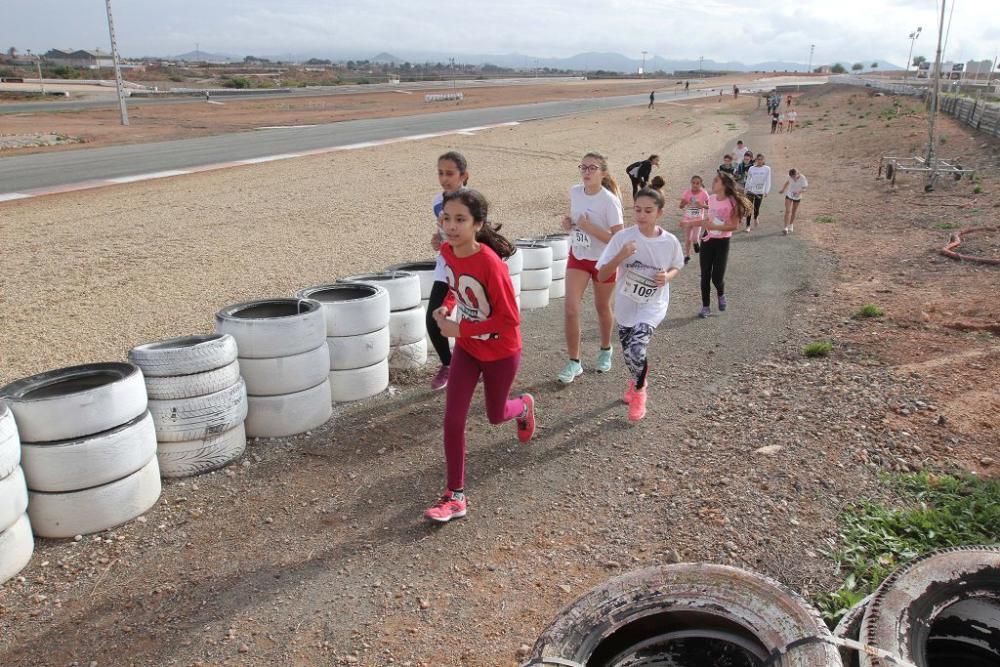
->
[783,227,789,235]
[789,224,794,233]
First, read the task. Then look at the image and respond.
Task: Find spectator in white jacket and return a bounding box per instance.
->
[743,154,772,230]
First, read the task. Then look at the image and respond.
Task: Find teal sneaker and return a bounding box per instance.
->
[557,360,584,384]
[595,347,613,373]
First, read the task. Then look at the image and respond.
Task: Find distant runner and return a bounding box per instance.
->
[779,168,808,234]
[648,90,655,110]
[771,109,780,134]
[732,140,751,164]
[787,109,798,132]
[718,154,736,178]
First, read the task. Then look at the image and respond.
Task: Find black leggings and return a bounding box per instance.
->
[426,280,452,366]
[699,237,730,307]
[746,193,764,225]
[628,175,643,199]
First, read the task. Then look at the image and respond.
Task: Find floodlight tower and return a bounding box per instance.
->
[105,0,129,126]
[905,27,922,80]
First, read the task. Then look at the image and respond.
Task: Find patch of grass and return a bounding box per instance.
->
[939,134,948,145]
[974,185,983,194]
[816,473,1000,625]
[855,124,867,129]
[934,222,960,230]
[815,215,835,224]
[854,304,884,318]
[803,341,833,357]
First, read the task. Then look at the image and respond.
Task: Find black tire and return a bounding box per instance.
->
[527,564,842,666]
[859,546,1000,667]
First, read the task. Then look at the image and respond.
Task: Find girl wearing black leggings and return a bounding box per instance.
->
[427,151,470,390]
[683,172,748,318]
[625,155,660,201]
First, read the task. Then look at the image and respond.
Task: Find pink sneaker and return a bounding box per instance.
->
[424,491,467,523]
[516,393,535,443]
[430,365,450,391]
[623,380,636,404]
[628,387,647,421]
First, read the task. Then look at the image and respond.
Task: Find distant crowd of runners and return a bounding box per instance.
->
[421,90,808,523]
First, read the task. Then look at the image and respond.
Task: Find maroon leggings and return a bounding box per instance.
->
[443,346,524,491]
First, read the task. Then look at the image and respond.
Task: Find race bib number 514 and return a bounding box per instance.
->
[572,228,592,249]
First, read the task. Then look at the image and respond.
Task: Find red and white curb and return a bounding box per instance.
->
[0,121,520,203]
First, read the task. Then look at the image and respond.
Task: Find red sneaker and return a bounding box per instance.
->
[628,387,647,422]
[516,393,535,443]
[623,380,636,404]
[424,491,467,523]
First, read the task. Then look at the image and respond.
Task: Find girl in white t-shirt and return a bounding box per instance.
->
[778,168,808,234]
[557,151,625,384]
[596,187,683,421]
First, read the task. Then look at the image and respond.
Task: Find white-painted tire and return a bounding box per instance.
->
[340,271,421,311]
[239,344,330,396]
[296,283,390,337]
[519,288,550,310]
[504,248,523,276]
[28,456,161,539]
[521,267,553,291]
[389,338,428,370]
[0,403,20,481]
[0,467,28,534]
[327,326,390,371]
[515,295,521,310]
[0,514,33,585]
[515,242,553,271]
[510,273,522,295]
[19,412,157,493]
[129,334,237,377]
[215,299,326,359]
[551,258,568,280]
[244,380,333,439]
[0,363,147,443]
[389,305,425,346]
[142,360,242,400]
[156,423,246,478]
[329,358,390,402]
[549,278,566,299]
[539,234,570,261]
[147,379,248,443]
[386,261,437,300]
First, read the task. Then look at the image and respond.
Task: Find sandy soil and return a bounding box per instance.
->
[1,86,997,666]
[0,76,760,155]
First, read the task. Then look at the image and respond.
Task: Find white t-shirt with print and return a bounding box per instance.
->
[597,225,684,328]
[745,165,772,195]
[786,174,808,200]
[568,184,624,262]
[733,144,751,162]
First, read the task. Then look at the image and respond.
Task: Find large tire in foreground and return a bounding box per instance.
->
[0,466,28,534]
[528,564,841,667]
[505,248,524,276]
[515,241,554,271]
[238,344,330,396]
[329,358,390,402]
[833,594,872,667]
[215,298,326,359]
[129,334,237,377]
[142,360,242,400]
[539,234,570,261]
[156,424,246,478]
[244,380,333,438]
[389,305,426,346]
[549,278,566,300]
[519,288,550,311]
[28,456,161,538]
[327,326,391,371]
[0,402,20,480]
[859,546,1000,667]
[0,514,33,585]
[521,267,553,291]
[296,283,390,337]
[147,380,248,443]
[386,261,437,300]
[0,363,147,443]
[19,411,157,492]
[389,338,428,370]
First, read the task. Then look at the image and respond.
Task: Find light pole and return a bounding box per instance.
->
[26,49,44,95]
[699,56,704,73]
[807,44,815,73]
[905,27,922,81]
[640,50,647,78]
[105,0,129,126]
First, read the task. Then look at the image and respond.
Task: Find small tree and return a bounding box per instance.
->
[6,47,15,57]
[852,63,864,72]
[831,63,847,74]
[913,55,927,67]
[871,62,879,69]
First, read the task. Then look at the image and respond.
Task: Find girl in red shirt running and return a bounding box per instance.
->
[425,189,536,523]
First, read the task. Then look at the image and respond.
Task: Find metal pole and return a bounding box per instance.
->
[105,0,129,126]
[905,27,921,81]
[807,44,814,73]
[927,0,945,169]
[641,51,647,78]
[35,55,45,95]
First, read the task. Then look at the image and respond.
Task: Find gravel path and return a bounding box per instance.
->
[0,95,895,666]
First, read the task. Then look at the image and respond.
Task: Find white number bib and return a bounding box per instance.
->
[685,206,704,220]
[572,228,592,250]
[623,270,660,304]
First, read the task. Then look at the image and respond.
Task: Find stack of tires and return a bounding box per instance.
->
[128,334,248,477]
[296,283,391,403]
[0,363,161,539]
[386,261,437,314]
[505,247,524,310]
[341,272,426,371]
[537,234,569,300]
[0,401,32,584]
[216,299,332,438]
[515,241,554,310]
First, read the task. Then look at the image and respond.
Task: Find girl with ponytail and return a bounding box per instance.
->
[424,188,536,523]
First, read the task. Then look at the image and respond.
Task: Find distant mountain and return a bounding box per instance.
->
[173,50,239,62]
[372,52,401,64]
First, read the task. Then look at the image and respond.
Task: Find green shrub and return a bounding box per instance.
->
[855,304,884,318]
[222,76,251,89]
[803,341,833,357]
[815,215,835,224]
[973,185,983,194]
[934,222,959,230]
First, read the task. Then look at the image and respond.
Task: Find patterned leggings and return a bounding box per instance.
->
[618,323,653,389]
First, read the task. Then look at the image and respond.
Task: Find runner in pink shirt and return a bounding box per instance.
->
[677,175,709,264]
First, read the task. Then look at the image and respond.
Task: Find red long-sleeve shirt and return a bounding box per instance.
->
[440,242,521,361]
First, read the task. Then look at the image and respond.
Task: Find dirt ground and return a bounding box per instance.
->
[0,75,778,156]
[0,86,998,666]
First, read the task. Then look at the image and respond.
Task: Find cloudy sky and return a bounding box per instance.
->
[5,0,997,65]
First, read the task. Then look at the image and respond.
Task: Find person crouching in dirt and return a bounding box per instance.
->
[625,155,660,201]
